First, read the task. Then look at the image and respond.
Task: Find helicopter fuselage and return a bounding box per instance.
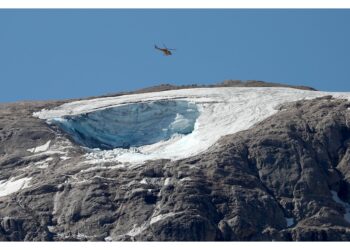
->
[155,45,174,56]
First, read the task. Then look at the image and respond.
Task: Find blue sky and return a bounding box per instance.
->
[0,9,350,102]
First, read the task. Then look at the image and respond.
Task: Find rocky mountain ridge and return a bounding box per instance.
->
[1,82,350,241]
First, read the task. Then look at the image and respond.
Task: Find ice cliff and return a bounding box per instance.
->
[49,100,199,150]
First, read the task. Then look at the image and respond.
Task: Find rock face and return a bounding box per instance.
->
[1,85,350,241]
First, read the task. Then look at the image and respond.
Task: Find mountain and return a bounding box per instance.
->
[1,80,350,241]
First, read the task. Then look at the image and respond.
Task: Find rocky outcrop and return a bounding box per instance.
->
[1,93,350,241]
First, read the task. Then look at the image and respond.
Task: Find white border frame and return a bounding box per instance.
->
[1,1,350,249]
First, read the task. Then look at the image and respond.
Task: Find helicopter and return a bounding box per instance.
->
[155,44,176,56]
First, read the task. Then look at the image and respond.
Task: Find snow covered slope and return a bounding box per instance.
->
[34,87,350,163]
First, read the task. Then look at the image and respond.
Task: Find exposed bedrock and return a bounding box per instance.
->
[1,96,350,241]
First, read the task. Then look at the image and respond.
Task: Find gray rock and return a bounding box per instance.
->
[1,86,350,241]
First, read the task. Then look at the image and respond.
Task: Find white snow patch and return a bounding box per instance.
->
[79,164,125,173]
[179,177,192,183]
[76,233,94,240]
[104,236,112,242]
[55,232,95,240]
[285,217,294,227]
[126,223,148,237]
[27,140,51,153]
[0,177,32,197]
[33,157,53,169]
[105,222,149,241]
[150,212,176,225]
[331,191,350,223]
[60,156,71,161]
[164,178,171,186]
[56,232,71,239]
[140,178,148,184]
[36,150,66,156]
[34,87,350,164]
[27,137,75,162]
[47,226,56,233]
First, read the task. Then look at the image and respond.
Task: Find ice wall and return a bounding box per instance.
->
[50,100,199,150]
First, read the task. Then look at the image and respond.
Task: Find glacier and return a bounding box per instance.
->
[49,100,199,150]
[34,87,350,164]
